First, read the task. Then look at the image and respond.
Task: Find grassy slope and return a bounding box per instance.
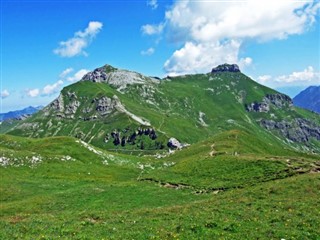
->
[1,134,320,239]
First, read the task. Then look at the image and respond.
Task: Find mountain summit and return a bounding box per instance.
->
[81,64,159,92]
[211,63,240,73]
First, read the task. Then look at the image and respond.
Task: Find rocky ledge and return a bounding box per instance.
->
[211,64,240,73]
[260,118,320,143]
[245,94,293,113]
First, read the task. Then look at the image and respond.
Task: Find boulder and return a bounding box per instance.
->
[167,137,182,149]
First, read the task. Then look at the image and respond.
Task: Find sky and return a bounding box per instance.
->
[1,0,320,113]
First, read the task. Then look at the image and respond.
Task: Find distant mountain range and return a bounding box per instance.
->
[0,106,43,121]
[293,86,320,113]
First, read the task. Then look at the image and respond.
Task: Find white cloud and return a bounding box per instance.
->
[67,69,89,82]
[143,0,320,74]
[141,23,164,35]
[54,21,103,57]
[59,68,74,78]
[147,0,158,10]
[25,68,89,99]
[141,47,155,56]
[1,89,10,99]
[256,66,320,87]
[27,89,40,98]
[165,0,319,43]
[42,80,64,95]
[257,75,272,83]
[164,40,242,76]
[239,57,253,69]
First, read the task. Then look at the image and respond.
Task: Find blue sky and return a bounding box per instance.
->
[1,0,319,112]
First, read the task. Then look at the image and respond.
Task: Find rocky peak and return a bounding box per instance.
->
[211,64,240,73]
[81,64,159,91]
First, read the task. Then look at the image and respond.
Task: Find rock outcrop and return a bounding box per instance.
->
[246,94,293,113]
[82,64,158,91]
[167,138,183,149]
[260,118,320,143]
[94,96,117,116]
[211,64,240,73]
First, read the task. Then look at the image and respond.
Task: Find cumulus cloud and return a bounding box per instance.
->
[257,75,272,83]
[1,89,10,99]
[165,0,319,42]
[54,21,103,57]
[25,68,90,98]
[42,80,64,96]
[147,0,158,10]
[59,68,74,78]
[67,69,89,82]
[27,89,40,98]
[143,0,320,74]
[256,66,320,87]
[164,40,242,75]
[141,47,155,56]
[141,23,165,35]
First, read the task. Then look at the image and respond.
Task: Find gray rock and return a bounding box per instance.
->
[94,96,117,116]
[48,94,65,112]
[260,118,320,143]
[82,64,159,91]
[167,137,182,149]
[246,93,292,113]
[211,64,240,73]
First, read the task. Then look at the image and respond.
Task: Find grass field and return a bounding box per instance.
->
[1,134,319,239]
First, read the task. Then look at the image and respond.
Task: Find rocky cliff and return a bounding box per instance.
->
[245,93,293,113]
[211,64,240,73]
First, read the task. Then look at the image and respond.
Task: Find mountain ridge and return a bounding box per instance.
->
[293,86,320,113]
[0,106,43,121]
[6,63,320,153]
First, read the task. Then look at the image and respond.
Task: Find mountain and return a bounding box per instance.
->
[0,106,43,121]
[293,86,320,113]
[1,64,320,239]
[7,64,320,153]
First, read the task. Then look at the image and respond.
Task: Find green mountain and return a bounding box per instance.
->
[1,64,320,239]
[7,63,320,153]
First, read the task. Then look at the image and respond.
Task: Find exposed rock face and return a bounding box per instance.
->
[265,94,293,108]
[82,64,158,90]
[211,64,240,73]
[246,94,293,112]
[64,92,80,118]
[260,118,320,143]
[82,66,110,82]
[48,94,65,112]
[94,96,117,116]
[167,138,182,149]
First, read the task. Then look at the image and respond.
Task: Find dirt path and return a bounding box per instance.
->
[209,143,216,156]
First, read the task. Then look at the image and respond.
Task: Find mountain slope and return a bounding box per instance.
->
[293,86,320,113]
[1,64,320,239]
[7,64,320,153]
